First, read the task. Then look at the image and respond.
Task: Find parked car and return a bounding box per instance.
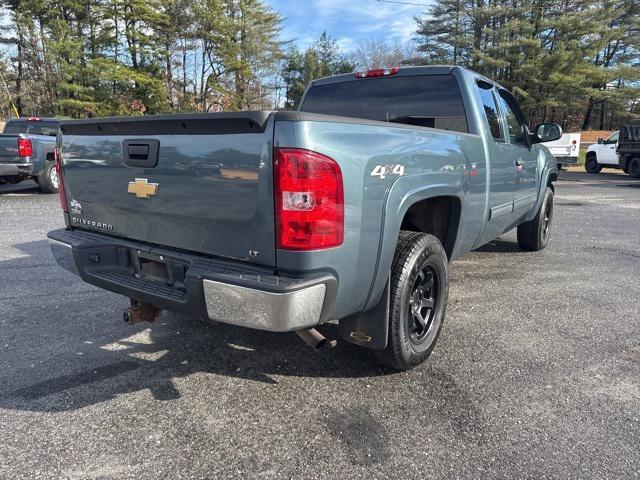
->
[544,132,580,169]
[584,130,624,174]
[0,117,59,193]
[615,125,640,178]
[48,66,560,370]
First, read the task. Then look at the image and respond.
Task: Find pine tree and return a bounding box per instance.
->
[414,0,640,130]
[281,32,354,109]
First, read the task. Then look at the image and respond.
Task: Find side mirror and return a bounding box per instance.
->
[597,137,604,144]
[533,123,562,143]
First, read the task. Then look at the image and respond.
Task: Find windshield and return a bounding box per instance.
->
[300,74,468,133]
[3,120,59,136]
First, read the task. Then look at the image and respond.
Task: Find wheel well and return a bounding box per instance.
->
[586,151,596,159]
[400,196,461,259]
[46,152,55,162]
[547,172,558,191]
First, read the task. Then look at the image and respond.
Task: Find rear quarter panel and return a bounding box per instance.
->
[274,114,485,319]
[30,135,56,174]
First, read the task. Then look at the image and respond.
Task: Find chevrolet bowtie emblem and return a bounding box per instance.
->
[127,178,158,199]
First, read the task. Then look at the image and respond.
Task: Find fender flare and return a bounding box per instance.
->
[340,179,463,349]
[526,159,558,222]
[364,177,464,312]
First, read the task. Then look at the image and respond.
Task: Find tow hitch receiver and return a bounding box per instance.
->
[123,301,162,325]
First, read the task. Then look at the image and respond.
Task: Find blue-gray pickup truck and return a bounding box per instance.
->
[0,117,59,193]
[48,66,560,370]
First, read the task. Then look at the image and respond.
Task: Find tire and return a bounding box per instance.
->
[628,157,640,179]
[584,154,602,174]
[372,231,449,371]
[37,161,58,194]
[517,187,554,251]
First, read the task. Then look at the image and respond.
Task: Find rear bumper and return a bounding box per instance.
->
[553,156,578,165]
[48,228,336,332]
[0,163,33,176]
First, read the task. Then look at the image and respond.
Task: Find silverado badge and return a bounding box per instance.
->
[128,178,158,199]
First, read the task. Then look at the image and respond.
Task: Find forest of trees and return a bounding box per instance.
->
[1,0,639,131]
[415,0,640,130]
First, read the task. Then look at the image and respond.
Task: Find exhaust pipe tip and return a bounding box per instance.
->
[295,328,336,351]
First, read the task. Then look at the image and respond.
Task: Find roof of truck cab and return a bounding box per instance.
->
[6,117,60,123]
[308,65,507,91]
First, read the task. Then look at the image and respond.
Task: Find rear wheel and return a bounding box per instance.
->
[37,161,58,194]
[584,154,602,174]
[628,157,640,179]
[517,187,553,251]
[372,231,448,371]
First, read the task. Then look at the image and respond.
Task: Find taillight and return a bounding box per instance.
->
[274,148,344,250]
[55,146,68,212]
[355,67,399,79]
[18,138,33,157]
[571,140,577,145]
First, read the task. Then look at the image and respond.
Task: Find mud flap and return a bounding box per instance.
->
[339,280,389,350]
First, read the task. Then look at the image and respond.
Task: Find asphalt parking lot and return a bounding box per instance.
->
[1,171,639,479]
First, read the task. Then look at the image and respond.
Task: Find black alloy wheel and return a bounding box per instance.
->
[408,264,439,345]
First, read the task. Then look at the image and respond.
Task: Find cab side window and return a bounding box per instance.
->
[476,80,503,141]
[497,89,528,147]
[606,132,619,144]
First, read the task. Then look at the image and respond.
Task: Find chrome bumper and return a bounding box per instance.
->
[0,163,33,176]
[48,233,330,332]
[203,280,326,332]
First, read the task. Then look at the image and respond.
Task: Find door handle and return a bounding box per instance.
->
[515,160,524,166]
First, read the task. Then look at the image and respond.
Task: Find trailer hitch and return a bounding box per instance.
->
[123,300,162,325]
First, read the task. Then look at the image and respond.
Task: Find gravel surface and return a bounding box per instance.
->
[0,172,639,479]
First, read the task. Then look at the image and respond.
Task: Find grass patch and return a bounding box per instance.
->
[577,149,586,165]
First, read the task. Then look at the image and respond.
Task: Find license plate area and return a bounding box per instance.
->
[135,253,187,288]
[139,257,169,283]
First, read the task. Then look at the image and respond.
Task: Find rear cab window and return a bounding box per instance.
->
[300,74,469,133]
[3,120,59,136]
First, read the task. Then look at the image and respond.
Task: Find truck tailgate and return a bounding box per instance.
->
[0,135,20,161]
[59,112,276,266]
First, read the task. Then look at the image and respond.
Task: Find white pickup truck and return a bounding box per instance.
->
[584,131,625,174]
[544,133,580,169]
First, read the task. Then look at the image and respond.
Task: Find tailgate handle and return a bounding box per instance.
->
[128,144,149,158]
[122,139,160,168]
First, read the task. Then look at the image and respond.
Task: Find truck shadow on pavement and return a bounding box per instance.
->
[1,318,390,412]
[0,240,395,412]
[473,238,521,253]
[0,180,41,195]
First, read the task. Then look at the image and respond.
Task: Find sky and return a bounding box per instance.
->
[263,0,434,52]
